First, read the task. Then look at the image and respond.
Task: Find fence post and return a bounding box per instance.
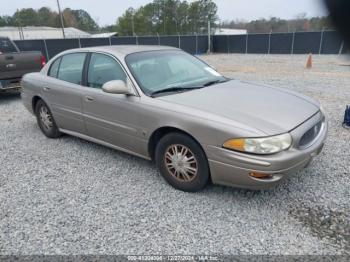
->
[227,35,229,54]
[18,27,24,40]
[195,33,198,54]
[319,27,325,55]
[17,27,21,40]
[135,35,138,45]
[339,41,344,55]
[157,33,160,45]
[78,37,81,48]
[109,36,111,46]
[245,33,248,54]
[291,31,295,55]
[178,33,181,48]
[268,30,272,55]
[43,39,49,60]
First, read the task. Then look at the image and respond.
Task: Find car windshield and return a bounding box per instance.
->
[125,50,227,96]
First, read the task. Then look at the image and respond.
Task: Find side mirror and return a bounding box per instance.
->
[102,80,134,95]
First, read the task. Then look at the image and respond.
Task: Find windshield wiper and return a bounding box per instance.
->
[150,78,231,97]
[150,86,204,97]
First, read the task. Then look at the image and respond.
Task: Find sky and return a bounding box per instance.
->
[0,0,328,26]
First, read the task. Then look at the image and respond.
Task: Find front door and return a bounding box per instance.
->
[82,53,141,153]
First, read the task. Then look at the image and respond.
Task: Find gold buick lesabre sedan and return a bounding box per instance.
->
[21,46,327,192]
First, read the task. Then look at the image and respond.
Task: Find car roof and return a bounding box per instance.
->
[65,45,180,58]
[43,45,182,75]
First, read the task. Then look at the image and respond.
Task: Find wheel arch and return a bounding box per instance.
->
[148,126,206,161]
[32,95,44,112]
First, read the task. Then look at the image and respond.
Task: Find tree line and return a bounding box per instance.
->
[114,0,218,36]
[0,2,332,36]
[221,14,332,34]
[0,7,98,32]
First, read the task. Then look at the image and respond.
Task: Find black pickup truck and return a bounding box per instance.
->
[0,37,45,92]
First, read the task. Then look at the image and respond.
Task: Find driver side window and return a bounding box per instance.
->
[87,53,127,88]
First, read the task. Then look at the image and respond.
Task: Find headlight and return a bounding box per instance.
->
[223,133,292,154]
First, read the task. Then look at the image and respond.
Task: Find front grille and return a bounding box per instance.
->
[299,120,323,148]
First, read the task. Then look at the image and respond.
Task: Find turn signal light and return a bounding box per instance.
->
[249,172,272,179]
[223,138,245,151]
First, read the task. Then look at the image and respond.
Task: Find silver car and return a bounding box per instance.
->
[21,46,327,192]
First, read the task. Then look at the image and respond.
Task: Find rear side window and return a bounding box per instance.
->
[87,53,127,88]
[0,38,17,53]
[57,53,86,85]
[48,57,61,78]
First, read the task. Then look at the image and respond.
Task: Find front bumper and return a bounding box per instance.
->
[205,111,328,190]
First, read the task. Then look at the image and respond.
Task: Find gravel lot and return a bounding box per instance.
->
[0,54,349,255]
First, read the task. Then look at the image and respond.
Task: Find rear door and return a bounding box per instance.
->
[43,52,87,134]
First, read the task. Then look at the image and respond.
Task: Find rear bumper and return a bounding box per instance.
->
[0,78,21,92]
[205,112,328,190]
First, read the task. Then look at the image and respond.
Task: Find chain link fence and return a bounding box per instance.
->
[14,35,210,60]
[213,31,346,55]
[13,31,347,61]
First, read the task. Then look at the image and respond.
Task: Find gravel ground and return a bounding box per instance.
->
[0,54,349,255]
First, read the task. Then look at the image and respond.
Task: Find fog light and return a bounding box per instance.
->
[249,172,273,179]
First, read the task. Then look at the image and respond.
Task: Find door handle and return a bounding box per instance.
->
[6,63,16,69]
[43,86,51,92]
[85,96,94,102]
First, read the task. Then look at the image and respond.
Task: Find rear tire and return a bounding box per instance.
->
[35,99,62,138]
[155,132,210,192]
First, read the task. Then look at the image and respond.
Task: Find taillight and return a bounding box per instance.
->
[41,54,46,68]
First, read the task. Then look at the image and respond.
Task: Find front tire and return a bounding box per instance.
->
[155,132,210,192]
[35,99,62,138]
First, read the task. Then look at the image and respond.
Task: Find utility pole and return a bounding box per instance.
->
[131,9,135,36]
[207,19,211,53]
[163,14,166,34]
[56,0,66,38]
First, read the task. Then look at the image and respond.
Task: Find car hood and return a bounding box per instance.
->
[157,80,320,135]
